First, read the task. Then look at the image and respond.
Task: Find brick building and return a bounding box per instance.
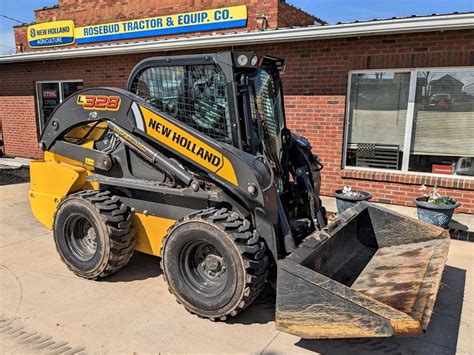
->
[0,1,473,213]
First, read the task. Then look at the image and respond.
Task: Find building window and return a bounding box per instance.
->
[36,80,83,133]
[344,68,474,177]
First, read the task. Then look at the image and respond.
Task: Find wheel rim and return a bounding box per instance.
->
[64,214,98,262]
[179,241,228,298]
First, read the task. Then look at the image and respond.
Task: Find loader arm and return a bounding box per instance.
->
[38,87,284,259]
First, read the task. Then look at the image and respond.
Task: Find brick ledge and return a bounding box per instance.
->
[341,169,474,191]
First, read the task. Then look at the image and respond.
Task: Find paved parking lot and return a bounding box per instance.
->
[1,183,473,354]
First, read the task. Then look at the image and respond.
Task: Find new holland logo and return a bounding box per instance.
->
[27,20,75,48]
[148,118,221,168]
[138,105,238,186]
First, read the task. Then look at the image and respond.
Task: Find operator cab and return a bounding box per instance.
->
[127,52,287,165]
[128,51,325,235]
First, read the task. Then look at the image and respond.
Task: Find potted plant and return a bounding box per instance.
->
[414,185,460,229]
[334,186,372,213]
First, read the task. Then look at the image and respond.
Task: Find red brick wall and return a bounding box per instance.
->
[0,97,42,159]
[253,29,474,213]
[6,30,472,95]
[285,95,345,190]
[15,0,280,52]
[14,0,317,52]
[284,96,474,214]
[13,26,28,53]
[1,29,473,212]
[34,0,277,28]
[277,2,316,28]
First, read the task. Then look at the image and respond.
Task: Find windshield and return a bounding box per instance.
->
[248,67,286,165]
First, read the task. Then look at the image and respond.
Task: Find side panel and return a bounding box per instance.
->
[133,213,176,256]
[29,156,94,229]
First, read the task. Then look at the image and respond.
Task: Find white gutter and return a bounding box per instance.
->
[0,13,473,63]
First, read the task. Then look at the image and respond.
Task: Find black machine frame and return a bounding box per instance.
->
[38,52,324,262]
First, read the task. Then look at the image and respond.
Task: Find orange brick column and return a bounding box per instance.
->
[0,96,42,159]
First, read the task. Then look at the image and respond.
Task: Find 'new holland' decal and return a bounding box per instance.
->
[139,105,238,186]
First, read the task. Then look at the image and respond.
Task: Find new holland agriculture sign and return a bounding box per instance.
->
[27,20,75,47]
[27,5,247,48]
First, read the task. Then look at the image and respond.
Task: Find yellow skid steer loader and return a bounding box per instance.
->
[30,52,449,338]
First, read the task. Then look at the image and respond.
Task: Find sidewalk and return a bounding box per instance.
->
[0,157,31,168]
[0,183,473,353]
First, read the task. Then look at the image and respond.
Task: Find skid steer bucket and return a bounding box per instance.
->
[276,202,450,339]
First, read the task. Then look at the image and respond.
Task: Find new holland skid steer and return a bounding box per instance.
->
[30,52,450,339]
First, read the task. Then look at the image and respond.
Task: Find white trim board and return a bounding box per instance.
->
[0,13,473,63]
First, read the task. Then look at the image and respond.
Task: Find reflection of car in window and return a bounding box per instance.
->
[428,93,454,110]
[456,157,474,176]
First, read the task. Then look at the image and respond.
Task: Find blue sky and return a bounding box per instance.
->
[1,0,473,54]
[290,0,473,23]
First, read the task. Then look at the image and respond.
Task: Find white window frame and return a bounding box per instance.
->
[36,80,83,132]
[343,66,474,180]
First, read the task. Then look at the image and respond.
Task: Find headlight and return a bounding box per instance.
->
[250,55,259,66]
[237,54,249,66]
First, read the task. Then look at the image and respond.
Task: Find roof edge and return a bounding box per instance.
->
[278,1,327,25]
[1,12,473,64]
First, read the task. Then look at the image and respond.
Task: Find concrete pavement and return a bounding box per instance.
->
[1,183,473,354]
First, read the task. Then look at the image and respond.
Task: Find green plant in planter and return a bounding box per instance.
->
[419,185,456,206]
[341,186,363,198]
[334,186,372,213]
[415,185,459,228]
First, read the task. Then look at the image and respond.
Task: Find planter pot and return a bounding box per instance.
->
[414,197,460,229]
[334,190,372,214]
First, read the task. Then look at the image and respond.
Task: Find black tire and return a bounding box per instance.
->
[161,207,268,321]
[53,190,135,279]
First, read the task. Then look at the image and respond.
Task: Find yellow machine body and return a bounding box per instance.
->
[29,151,171,257]
[133,214,175,255]
[29,152,96,229]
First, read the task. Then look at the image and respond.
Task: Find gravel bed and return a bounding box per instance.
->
[0,165,30,186]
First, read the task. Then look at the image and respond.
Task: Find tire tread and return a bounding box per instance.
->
[54,190,135,279]
[160,207,268,321]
